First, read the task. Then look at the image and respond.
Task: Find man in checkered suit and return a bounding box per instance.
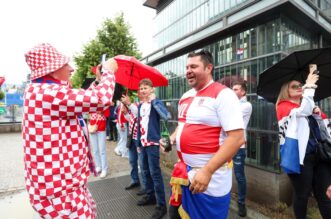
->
[23,43,117,218]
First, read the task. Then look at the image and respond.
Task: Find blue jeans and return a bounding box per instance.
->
[128,139,146,187]
[90,131,108,171]
[233,148,246,205]
[139,145,166,206]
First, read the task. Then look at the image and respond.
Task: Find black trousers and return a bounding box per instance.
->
[288,153,331,219]
[169,205,181,219]
[106,117,117,140]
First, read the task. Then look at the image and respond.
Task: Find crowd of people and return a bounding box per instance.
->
[22,43,331,219]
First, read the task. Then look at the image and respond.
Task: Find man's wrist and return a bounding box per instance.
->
[202,165,214,176]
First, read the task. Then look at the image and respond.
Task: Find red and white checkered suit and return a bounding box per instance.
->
[22,71,115,218]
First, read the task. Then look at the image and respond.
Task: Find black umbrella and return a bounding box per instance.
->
[257,47,331,103]
[81,77,126,101]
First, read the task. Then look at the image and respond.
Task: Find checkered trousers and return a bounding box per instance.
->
[32,186,96,219]
[22,72,115,218]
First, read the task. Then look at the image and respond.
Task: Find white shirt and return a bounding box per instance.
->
[176,81,244,197]
[239,96,252,148]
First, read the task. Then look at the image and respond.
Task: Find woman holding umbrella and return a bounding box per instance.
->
[276,64,331,218]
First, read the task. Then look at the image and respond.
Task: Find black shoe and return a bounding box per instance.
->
[125,182,140,190]
[150,205,167,219]
[238,203,247,217]
[137,195,156,206]
[136,189,146,196]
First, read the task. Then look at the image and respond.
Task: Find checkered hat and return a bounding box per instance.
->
[25,43,70,80]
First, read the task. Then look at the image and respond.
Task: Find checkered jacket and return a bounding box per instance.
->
[22,71,115,218]
[124,103,139,140]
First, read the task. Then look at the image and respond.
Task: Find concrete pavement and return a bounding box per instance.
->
[0,133,25,194]
[0,133,132,218]
[0,132,269,219]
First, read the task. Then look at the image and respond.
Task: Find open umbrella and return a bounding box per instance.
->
[257,47,331,103]
[113,55,168,90]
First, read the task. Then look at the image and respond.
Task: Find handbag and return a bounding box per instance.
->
[126,120,136,149]
[88,117,99,133]
[316,140,331,162]
[309,118,331,162]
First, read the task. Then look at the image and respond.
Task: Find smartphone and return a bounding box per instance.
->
[309,64,319,74]
[100,54,107,74]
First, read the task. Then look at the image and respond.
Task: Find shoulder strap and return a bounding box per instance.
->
[307,116,320,142]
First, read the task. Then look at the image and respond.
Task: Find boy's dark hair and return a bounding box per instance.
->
[232,80,248,93]
[187,49,213,66]
[139,78,153,87]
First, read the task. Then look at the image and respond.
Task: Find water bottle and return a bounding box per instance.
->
[161,131,172,152]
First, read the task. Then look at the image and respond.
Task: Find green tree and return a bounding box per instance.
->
[0,87,6,100]
[71,13,141,88]
[0,89,4,101]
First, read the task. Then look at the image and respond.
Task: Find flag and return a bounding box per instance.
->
[236,48,244,55]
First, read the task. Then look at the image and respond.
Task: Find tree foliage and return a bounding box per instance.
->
[0,89,4,100]
[71,13,141,88]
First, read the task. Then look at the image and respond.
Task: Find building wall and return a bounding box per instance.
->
[153,0,250,49]
[157,15,322,172]
[147,0,331,205]
[232,166,293,205]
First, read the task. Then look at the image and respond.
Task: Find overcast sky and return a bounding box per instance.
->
[0,0,156,84]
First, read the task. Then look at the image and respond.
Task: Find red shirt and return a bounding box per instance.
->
[89,109,110,131]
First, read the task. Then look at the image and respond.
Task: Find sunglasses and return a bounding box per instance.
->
[290,83,303,90]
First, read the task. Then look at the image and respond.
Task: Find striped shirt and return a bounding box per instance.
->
[176,81,244,197]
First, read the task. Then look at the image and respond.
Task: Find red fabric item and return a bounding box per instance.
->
[91,55,168,90]
[276,100,300,121]
[89,109,109,131]
[116,103,128,128]
[25,43,70,80]
[169,161,189,206]
[91,66,98,74]
[0,77,5,86]
[277,100,329,121]
[321,111,328,119]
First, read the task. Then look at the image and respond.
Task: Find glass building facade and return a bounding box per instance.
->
[154,0,250,48]
[144,0,331,172]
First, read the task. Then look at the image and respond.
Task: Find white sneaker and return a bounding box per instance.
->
[121,153,129,158]
[100,170,107,178]
[95,167,101,173]
[114,149,122,156]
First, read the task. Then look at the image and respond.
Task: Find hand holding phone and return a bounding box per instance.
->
[309,64,318,74]
[306,63,319,86]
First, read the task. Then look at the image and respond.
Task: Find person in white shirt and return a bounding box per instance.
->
[162,50,245,219]
[231,81,252,217]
